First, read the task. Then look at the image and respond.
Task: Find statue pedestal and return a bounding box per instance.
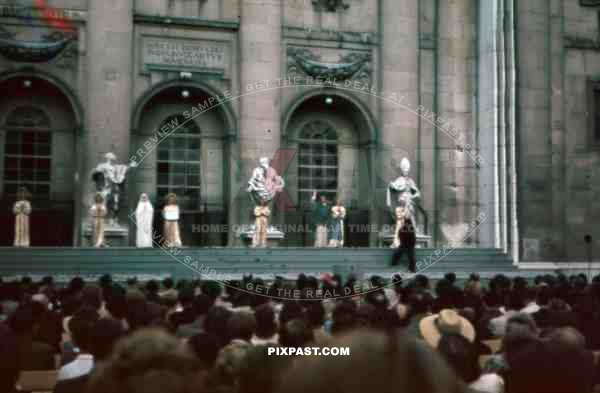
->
[239,225,285,248]
[378,225,431,248]
[83,221,130,247]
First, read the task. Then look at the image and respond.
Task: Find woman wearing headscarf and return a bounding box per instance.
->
[135,193,154,248]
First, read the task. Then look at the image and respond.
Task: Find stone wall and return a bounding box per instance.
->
[517,0,600,261]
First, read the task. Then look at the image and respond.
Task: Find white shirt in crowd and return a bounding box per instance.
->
[470,373,505,393]
[251,334,279,345]
[58,353,94,381]
[520,301,540,314]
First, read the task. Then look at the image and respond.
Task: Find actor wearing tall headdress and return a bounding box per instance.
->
[163,193,182,247]
[252,198,271,248]
[135,193,154,248]
[89,193,108,247]
[329,198,346,248]
[13,187,31,247]
[311,191,330,247]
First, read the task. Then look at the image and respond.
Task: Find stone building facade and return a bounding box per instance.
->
[0,0,598,263]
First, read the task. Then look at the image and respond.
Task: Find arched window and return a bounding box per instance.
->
[297,120,338,206]
[156,115,202,210]
[3,106,52,198]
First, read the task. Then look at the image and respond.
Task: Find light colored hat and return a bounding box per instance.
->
[419,309,475,348]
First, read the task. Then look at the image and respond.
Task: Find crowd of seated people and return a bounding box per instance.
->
[0,271,599,393]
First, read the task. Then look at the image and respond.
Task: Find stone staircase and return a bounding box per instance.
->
[0,247,521,281]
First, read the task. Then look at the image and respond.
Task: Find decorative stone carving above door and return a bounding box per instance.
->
[312,0,350,12]
[287,46,372,82]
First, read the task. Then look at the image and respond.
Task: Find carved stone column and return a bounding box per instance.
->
[238,0,282,232]
[84,0,133,242]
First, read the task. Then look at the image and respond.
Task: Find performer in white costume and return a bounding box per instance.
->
[135,193,154,248]
[329,199,346,248]
[89,193,107,247]
[13,187,32,247]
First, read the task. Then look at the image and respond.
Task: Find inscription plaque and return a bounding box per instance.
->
[142,37,227,74]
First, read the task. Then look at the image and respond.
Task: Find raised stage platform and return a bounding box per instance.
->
[0,247,530,282]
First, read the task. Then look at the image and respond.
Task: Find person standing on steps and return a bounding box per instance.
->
[311,191,330,248]
[392,216,417,273]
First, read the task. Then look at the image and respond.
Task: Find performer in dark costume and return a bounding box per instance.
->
[392,217,417,272]
[311,190,330,247]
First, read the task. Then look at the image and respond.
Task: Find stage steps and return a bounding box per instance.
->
[0,247,520,281]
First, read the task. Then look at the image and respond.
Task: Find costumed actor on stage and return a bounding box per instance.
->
[392,213,417,273]
[135,193,154,248]
[163,193,182,247]
[90,193,107,247]
[252,198,271,248]
[311,190,330,247]
[13,187,31,247]
[329,198,346,248]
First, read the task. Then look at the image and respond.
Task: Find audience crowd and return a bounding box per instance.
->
[1,271,600,393]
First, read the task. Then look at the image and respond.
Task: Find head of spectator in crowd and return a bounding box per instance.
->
[67,276,85,295]
[81,283,103,312]
[502,312,539,366]
[412,274,430,291]
[145,280,160,303]
[254,303,278,339]
[87,328,204,393]
[276,330,469,393]
[407,290,433,317]
[204,306,233,348]
[125,290,152,331]
[162,277,175,291]
[238,344,292,393]
[99,273,112,290]
[279,319,314,348]
[214,339,252,388]
[506,327,595,393]
[8,302,37,337]
[125,277,139,292]
[227,311,256,343]
[305,301,325,332]
[104,284,127,321]
[331,300,357,335]
[419,309,475,350]
[356,303,377,328]
[177,285,195,311]
[187,332,220,369]
[201,281,223,303]
[279,300,303,325]
[91,317,125,362]
[437,333,480,384]
[192,293,213,319]
[394,303,411,327]
[69,305,100,354]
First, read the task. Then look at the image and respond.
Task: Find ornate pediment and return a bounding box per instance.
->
[287,47,372,82]
[312,0,350,12]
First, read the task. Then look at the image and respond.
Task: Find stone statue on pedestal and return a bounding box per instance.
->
[91,152,137,226]
[242,157,286,247]
[386,158,421,224]
[246,157,285,205]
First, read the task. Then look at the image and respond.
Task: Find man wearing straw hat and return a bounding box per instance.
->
[419,309,475,348]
